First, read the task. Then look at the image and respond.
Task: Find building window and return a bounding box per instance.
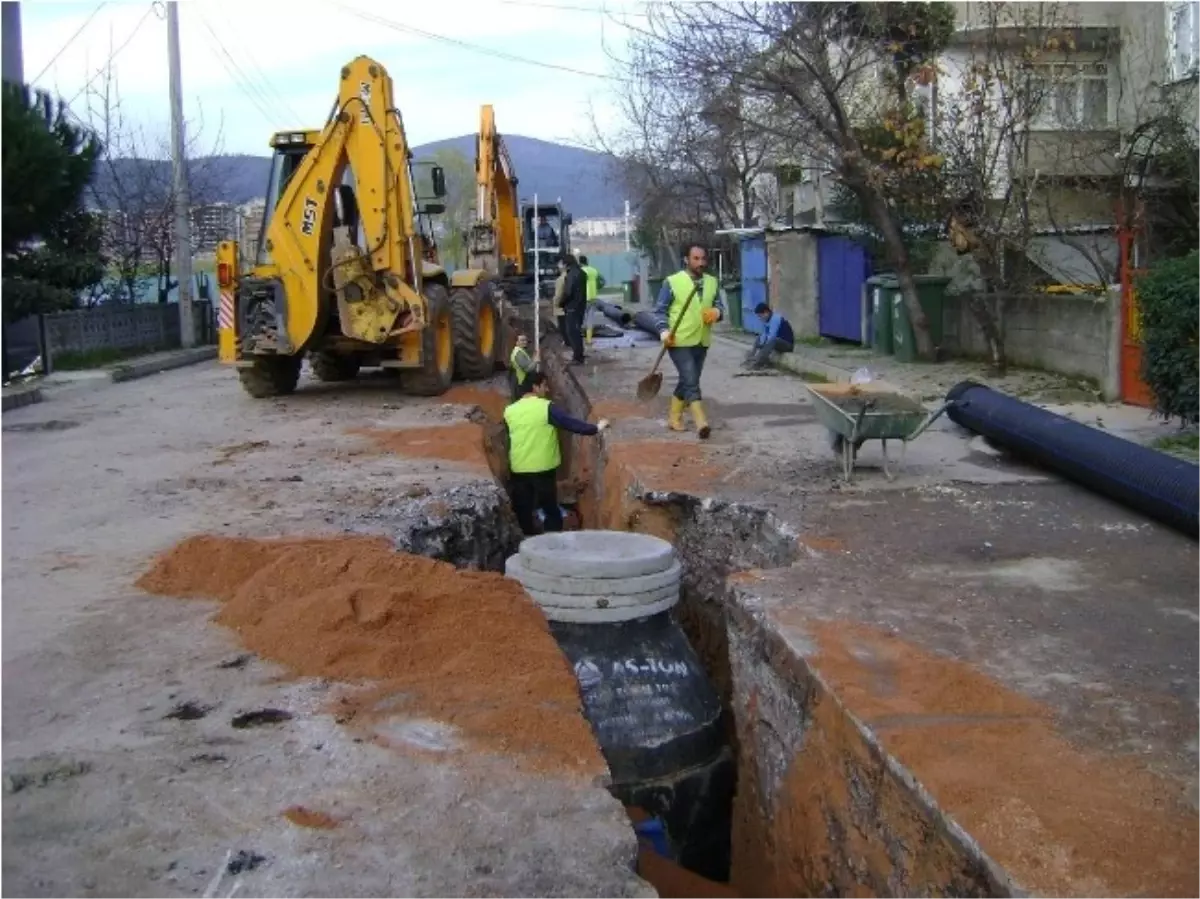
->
[1030,62,1110,130]
[1168,1,1199,80]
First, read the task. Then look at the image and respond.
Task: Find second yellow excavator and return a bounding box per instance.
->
[215,56,499,398]
[468,104,524,285]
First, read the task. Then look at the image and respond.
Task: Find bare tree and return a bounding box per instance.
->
[590,22,784,273]
[81,66,224,306]
[600,2,956,359]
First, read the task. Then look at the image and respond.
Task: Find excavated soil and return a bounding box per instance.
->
[349,423,489,470]
[282,806,341,829]
[136,535,604,776]
[438,384,509,421]
[591,398,657,420]
[605,440,728,496]
[805,620,1200,897]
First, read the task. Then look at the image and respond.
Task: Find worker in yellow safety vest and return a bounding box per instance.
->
[503,372,609,535]
[579,255,606,346]
[509,333,538,401]
[653,244,726,439]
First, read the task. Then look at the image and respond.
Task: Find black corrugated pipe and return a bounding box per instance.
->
[946,381,1199,538]
[595,300,633,328]
[631,310,661,339]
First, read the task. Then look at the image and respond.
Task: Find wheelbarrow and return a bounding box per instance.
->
[806,383,954,483]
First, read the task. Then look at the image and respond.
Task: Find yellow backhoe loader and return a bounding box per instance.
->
[215,56,499,399]
[468,105,524,287]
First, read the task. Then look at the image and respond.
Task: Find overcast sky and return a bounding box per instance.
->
[21,0,636,155]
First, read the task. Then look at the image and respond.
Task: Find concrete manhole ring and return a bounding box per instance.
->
[519,580,680,611]
[518,530,676,579]
[536,591,679,624]
[505,555,682,596]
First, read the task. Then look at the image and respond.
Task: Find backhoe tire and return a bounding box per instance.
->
[403,284,455,397]
[309,351,360,383]
[238,356,302,399]
[450,284,499,381]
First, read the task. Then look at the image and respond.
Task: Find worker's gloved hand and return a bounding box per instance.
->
[702,308,720,325]
[660,331,674,347]
[596,418,611,432]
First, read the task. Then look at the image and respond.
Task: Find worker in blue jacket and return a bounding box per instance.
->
[744,302,795,370]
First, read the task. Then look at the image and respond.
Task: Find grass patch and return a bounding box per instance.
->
[798,370,831,383]
[53,345,162,371]
[1152,431,1199,458]
[796,335,829,347]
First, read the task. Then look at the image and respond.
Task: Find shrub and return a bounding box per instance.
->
[1135,251,1199,425]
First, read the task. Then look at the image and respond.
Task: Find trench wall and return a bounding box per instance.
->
[521,311,1015,897]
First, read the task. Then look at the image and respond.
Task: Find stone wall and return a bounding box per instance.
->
[942,290,1121,398]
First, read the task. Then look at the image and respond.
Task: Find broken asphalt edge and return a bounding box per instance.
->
[109,347,218,384]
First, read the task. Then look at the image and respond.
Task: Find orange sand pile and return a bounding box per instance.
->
[807,621,1200,897]
[350,422,489,469]
[438,384,508,421]
[137,535,604,774]
[282,806,340,829]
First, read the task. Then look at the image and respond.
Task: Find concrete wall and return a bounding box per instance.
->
[943,290,1121,396]
[765,231,819,339]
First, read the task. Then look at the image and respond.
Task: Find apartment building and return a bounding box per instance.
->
[776,1,1198,278]
[190,203,239,254]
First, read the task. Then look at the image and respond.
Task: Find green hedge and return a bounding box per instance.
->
[1135,251,1198,425]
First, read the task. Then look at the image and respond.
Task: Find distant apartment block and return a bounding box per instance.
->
[573,217,625,239]
[190,202,239,253]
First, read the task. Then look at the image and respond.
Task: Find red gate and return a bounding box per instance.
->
[1118,216,1155,408]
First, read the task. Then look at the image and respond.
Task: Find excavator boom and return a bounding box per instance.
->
[470,105,524,277]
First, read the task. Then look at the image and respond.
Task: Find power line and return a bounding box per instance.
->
[498,0,647,17]
[31,1,109,85]
[332,2,627,83]
[195,12,281,128]
[211,0,303,123]
[64,3,156,110]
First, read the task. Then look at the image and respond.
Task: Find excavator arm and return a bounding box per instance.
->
[255,56,437,354]
[469,104,524,277]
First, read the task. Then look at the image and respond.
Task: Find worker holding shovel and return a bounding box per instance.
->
[653,244,726,439]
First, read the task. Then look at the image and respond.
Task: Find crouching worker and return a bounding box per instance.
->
[509,333,538,400]
[504,372,609,535]
[744,303,795,370]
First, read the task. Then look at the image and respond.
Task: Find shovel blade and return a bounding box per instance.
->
[636,372,663,401]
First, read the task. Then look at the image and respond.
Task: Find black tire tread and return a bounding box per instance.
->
[238,356,302,399]
[404,284,455,397]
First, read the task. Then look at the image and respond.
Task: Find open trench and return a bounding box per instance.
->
[343,317,1014,897]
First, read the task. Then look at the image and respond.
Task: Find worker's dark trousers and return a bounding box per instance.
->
[746,337,795,369]
[563,305,586,362]
[668,345,708,402]
[509,371,533,402]
[510,469,562,535]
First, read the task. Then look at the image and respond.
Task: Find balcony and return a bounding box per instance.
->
[1026,129,1122,178]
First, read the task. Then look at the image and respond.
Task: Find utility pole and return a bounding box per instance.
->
[2,2,25,85]
[166,1,195,348]
[624,199,631,253]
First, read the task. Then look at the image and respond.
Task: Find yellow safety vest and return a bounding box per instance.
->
[504,395,562,474]
[510,346,532,384]
[666,270,719,348]
[582,265,601,303]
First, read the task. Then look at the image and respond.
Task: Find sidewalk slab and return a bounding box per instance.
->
[2,385,44,413]
[109,346,217,383]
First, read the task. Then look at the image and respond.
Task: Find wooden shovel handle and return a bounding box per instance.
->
[647,282,701,378]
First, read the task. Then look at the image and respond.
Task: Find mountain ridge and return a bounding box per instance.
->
[89,134,622,218]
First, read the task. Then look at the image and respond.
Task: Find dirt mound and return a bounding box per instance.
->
[137,535,604,775]
[282,806,340,829]
[350,423,489,469]
[438,384,508,421]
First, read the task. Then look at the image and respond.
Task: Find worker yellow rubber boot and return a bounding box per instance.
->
[586,325,594,346]
[690,400,711,439]
[667,396,687,432]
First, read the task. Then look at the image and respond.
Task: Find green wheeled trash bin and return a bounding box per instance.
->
[647,278,665,305]
[891,275,951,362]
[866,274,899,355]
[724,284,743,330]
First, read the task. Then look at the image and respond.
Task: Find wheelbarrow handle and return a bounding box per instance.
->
[907,400,955,442]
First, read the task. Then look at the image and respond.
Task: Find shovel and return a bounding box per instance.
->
[636,283,700,401]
